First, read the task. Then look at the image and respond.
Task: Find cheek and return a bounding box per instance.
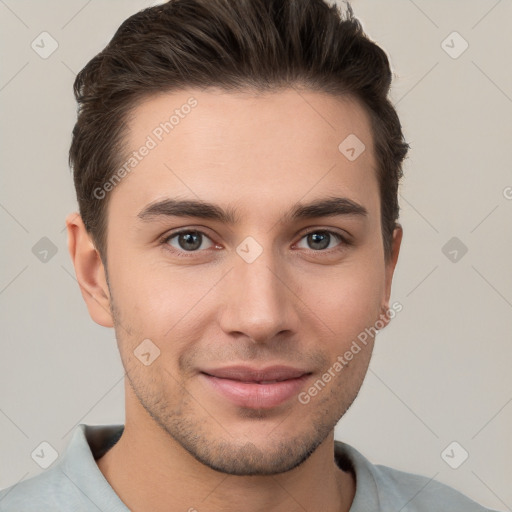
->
[302,261,385,335]
[108,237,386,351]
[108,257,221,341]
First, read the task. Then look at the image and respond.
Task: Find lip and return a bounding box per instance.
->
[200,365,311,409]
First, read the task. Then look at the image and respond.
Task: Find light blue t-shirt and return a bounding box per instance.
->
[0,424,499,511]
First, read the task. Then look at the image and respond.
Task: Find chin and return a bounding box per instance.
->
[162,412,335,476]
[187,438,319,476]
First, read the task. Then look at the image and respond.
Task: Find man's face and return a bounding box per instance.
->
[102,87,399,475]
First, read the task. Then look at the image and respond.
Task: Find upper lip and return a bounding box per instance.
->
[201,365,310,382]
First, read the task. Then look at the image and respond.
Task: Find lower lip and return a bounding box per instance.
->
[200,373,309,409]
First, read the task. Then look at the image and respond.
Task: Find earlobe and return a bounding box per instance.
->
[65,212,114,328]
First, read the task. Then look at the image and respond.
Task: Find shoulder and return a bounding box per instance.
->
[0,465,83,511]
[369,463,493,511]
[335,441,499,511]
[0,424,126,512]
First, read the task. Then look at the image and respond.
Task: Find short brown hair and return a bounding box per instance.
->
[69,0,409,262]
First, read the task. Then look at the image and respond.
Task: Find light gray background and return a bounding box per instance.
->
[1,0,511,509]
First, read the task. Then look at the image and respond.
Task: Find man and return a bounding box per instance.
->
[0,0,499,511]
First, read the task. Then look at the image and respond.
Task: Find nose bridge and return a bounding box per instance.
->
[219,243,296,343]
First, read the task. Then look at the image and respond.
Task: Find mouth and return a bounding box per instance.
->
[199,365,312,409]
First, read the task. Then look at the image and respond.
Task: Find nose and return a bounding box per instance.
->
[218,249,299,344]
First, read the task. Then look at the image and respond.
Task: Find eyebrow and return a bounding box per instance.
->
[137,196,368,224]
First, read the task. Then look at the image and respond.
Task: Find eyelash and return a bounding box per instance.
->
[160,228,352,258]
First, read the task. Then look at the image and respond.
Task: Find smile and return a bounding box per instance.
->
[199,365,312,409]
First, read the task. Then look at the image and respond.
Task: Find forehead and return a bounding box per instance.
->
[111,87,379,221]
[127,87,374,158]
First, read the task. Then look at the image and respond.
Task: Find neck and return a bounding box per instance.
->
[96,388,355,512]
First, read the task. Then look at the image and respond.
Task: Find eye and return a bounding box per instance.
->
[163,230,216,253]
[160,228,350,258]
[295,230,348,251]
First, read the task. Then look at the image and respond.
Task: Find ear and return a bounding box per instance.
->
[65,212,114,328]
[378,224,403,329]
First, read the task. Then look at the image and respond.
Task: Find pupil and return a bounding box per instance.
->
[177,232,331,252]
[180,232,201,251]
[309,232,329,250]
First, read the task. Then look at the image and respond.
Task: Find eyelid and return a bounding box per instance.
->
[160,228,218,253]
[297,226,351,241]
[293,227,351,251]
[160,226,351,257]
